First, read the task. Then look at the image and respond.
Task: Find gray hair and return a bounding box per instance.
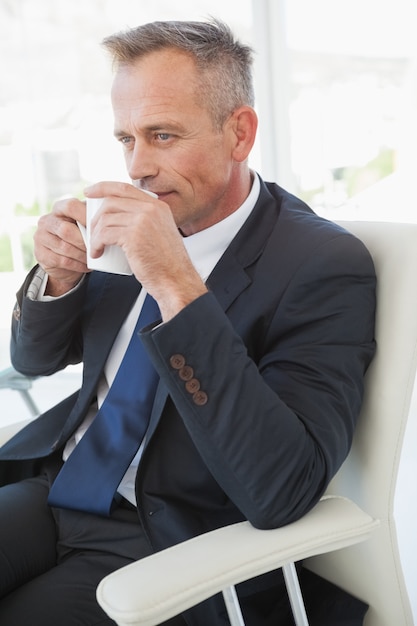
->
[102,18,255,129]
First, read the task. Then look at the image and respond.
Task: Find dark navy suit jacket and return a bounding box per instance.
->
[1,178,376,624]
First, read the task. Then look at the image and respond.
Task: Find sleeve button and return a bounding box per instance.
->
[170,354,185,369]
[185,378,200,393]
[179,365,194,381]
[192,390,208,406]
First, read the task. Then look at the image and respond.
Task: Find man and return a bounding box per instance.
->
[0,19,376,626]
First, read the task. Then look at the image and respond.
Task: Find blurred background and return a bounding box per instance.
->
[0,0,416,618]
[0,0,416,413]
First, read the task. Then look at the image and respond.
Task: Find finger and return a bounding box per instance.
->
[88,193,161,248]
[40,249,89,277]
[37,214,86,252]
[84,181,157,201]
[52,197,87,224]
[36,230,89,273]
[34,220,87,272]
[88,214,132,257]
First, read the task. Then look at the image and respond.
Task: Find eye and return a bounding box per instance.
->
[120,136,133,145]
[156,133,172,142]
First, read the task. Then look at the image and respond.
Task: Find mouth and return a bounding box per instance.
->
[137,188,158,199]
[151,191,174,202]
[134,182,176,204]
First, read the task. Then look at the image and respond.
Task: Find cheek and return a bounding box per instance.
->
[166,138,231,192]
[188,150,228,184]
[168,152,209,190]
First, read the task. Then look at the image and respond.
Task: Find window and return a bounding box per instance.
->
[253,0,416,221]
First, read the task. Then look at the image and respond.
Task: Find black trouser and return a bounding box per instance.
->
[0,472,184,626]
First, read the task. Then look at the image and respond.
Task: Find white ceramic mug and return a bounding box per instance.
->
[77,190,157,275]
[84,197,132,275]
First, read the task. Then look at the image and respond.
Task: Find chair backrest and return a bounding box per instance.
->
[307,221,417,626]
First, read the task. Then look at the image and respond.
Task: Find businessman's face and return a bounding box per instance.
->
[111,48,252,236]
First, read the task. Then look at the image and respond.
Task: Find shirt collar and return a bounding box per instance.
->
[183,172,261,281]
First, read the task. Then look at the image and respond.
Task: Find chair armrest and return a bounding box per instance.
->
[96,495,379,626]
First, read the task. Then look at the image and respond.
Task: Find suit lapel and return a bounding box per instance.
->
[83,273,141,361]
[206,179,279,307]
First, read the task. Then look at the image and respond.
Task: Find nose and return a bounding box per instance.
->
[126,139,159,182]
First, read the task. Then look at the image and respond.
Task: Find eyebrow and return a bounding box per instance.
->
[113,121,186,139]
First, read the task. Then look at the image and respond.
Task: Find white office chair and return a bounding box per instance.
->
[95,221,417,626]
[1,222,416,625]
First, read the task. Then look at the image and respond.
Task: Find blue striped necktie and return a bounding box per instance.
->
[48,294,160,516]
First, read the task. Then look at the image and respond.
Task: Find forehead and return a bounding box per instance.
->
[111,49,202,121]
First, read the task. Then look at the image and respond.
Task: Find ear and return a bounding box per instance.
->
[228,106,258,163]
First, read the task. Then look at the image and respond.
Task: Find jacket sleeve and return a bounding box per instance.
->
[141,232,376,529]
[10,266,87,376]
